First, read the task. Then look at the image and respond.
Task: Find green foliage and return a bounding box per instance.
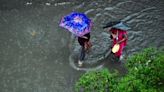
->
[75,69,118,92]
[126,48,164,87]
[116,74,158,92]
[116,48,164,92]
[75,48,164,92]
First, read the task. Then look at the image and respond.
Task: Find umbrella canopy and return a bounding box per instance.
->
[113,22,130,30]
[103,21,121,29]
[103,21,130,31]
[59,12,92,37]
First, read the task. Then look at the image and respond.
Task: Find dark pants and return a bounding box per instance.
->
[79,46,85,61]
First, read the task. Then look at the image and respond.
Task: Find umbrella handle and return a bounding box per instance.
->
[81,36,88,39]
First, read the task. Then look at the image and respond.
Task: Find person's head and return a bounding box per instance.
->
[110,28,118,38]
[110,28,118,34]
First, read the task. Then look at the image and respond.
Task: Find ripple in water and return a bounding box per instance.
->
[68,32,113,71]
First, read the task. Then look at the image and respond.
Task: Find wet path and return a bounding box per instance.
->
[0,0,164,92]
[70,0,164,71]
[0,2,82,92]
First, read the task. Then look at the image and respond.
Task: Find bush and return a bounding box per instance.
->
[75,69,118,92]
[75,48,164,92]
[126,48,164,88]
[116,75,157,92]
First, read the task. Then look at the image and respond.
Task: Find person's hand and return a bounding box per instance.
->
[116,42,120,44]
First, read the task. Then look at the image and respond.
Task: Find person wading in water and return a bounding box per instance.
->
[103,21,128,61]
[77,33,92,66]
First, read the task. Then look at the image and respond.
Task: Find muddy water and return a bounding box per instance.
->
[0,0,164,92]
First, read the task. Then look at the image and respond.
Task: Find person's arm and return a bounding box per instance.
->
[116,34,127,44]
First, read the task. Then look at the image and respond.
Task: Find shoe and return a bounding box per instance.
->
[119,55,125,64]
[119,55,123,61]
[78,60,83,67]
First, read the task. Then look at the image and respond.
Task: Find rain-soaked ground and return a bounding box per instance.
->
[0,0,164,92]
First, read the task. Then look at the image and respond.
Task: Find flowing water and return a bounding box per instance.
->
[0,0,164,92]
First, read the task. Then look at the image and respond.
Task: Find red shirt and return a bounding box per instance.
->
[110,28,127,46]
[110,28,127,57]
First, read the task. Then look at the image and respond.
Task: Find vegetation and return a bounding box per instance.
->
[75,69,118,92]
[75,48,164,92]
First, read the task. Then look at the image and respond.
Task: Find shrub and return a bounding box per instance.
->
[75,69,118,92]
[75,48,164,92]
[116,74,158,92]
[126,48,164,88]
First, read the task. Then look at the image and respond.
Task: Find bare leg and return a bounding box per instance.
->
[78,46,85,66]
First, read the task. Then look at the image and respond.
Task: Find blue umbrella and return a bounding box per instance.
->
[59,12,92,37]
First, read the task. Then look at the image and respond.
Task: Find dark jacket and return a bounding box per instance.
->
[78,33,90,47]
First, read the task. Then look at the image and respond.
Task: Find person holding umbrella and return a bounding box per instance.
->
[77,33,92,66]
[103,21,129,61]
[59,12,92,66]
